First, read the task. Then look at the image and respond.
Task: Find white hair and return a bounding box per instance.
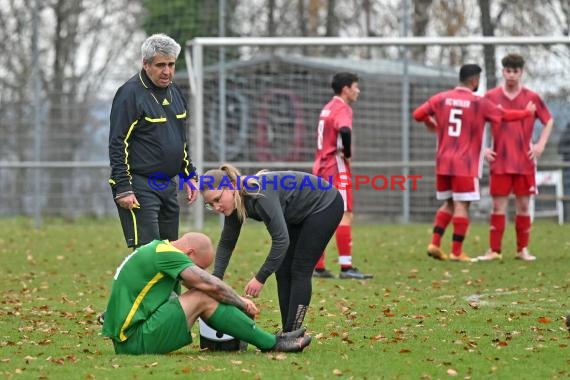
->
[141,34,181,64]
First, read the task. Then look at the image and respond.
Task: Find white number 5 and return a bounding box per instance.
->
[448,108,462,137]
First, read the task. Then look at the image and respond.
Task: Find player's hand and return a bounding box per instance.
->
[245,277,264,298]
[117,194,140,210]
[184,179,199,204]
[525,101,536,116]
[529,143,545,160]
[484,148,496,162]
[240,297,259,319]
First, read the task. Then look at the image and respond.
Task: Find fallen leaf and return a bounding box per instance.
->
[538,316,551,324]
[333,369,342,376]
[447,368,458,376]
[271,353,287,361]
[83,305,96,314]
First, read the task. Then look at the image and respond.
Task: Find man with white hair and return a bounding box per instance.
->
[108,34,199,249]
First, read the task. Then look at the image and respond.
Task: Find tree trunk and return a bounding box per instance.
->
[478,0,497,89]
[324,0,338,56]
[267,0,276,36]
[298,0,307,37]
[325,0,337,37]
[411,0,434,62]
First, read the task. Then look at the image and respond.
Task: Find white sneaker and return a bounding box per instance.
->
[476,249,502,262]
[516,247,536,261]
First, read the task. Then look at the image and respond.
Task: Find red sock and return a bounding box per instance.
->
[451,216,469,256]
[315,252,326,270]
[431,210,453,247]
[336,225,352,269]
[515,215,531,252]
[489,214,506,253]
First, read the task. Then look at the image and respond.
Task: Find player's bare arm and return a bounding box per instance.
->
[180,265,248,311]
[530,118,554,159]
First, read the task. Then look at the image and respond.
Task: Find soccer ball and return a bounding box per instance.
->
[198,318,247,351]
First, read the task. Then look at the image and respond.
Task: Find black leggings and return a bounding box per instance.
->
[275,192,344,331]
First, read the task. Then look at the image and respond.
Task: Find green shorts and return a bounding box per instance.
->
[113,298,192,355]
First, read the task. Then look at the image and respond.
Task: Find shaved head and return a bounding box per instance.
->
[173,232,214,269]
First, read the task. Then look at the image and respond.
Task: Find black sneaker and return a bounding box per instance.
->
[268,334,312,353]
[339,267,373,279]
[276,327,306,339]
[313,269,335,278]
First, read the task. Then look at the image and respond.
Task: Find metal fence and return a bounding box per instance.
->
[2,37,570,228]
[187,36,570,229]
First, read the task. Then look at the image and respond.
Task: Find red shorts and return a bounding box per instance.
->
[333,172,353,212]
[489,173,536,196]
[436,175,480,201]
[317,171,353,212]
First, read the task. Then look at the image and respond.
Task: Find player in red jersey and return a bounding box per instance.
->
[413,64,535,262]
[312,72,373,279]
[476,54,554,262]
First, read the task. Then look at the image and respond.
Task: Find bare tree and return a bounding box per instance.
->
[411,0,435,61]
[478,0,497,89]
[323,0,340,56]
[307,0,321,36]
[267,0,276,36]
[298,0,307,37]
[0,0,143,214]
[325,0,338,38]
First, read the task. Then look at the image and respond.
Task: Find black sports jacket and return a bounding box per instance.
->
[108,70,196,193]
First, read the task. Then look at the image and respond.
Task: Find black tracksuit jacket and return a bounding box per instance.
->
[108,70,195,194]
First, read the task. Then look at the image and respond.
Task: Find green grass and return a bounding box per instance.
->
[1,217,570,379]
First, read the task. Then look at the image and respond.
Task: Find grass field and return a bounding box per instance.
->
[1,216,569,379]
